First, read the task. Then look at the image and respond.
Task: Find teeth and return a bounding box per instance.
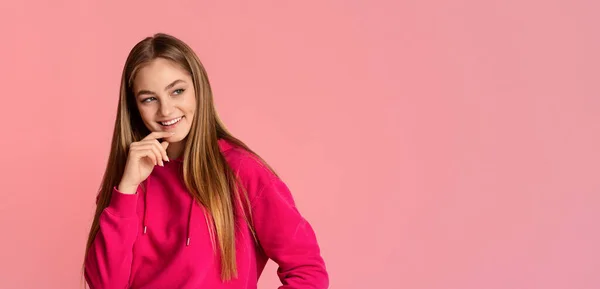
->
[160,117,182,126]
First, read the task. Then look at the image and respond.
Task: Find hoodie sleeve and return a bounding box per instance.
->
[84,186,139,289]
[243,159,329,289]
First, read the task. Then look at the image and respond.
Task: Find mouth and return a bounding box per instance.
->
[158,116,183,128]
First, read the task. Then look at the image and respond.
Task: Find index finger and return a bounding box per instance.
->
[143,131,176,140]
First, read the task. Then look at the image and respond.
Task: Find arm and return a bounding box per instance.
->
[251,176,329,289]
[84,187,139,288]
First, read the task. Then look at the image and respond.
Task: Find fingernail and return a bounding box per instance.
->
[171,132,175,135]
[166,157,170,162]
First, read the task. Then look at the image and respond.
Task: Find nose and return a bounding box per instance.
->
[159,97,173,116]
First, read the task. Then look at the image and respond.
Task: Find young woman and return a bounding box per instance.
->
[83,33,328,288]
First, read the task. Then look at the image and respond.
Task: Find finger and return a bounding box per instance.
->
[143,131,176,141]
[161,141,170,161]
[140,144,164,167]
[151,142,166,166]
[139,139,168,163]
[132,148,158,166]
[156,140,169,162]
[145,139,169,163]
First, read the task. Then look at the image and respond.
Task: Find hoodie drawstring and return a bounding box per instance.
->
[187,196,194,246]
[140,174,194,247]
[143,177,149,234]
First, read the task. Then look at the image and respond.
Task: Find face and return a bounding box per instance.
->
[132,58,196,144]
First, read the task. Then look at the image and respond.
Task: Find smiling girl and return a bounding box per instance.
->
[83,33,328,289]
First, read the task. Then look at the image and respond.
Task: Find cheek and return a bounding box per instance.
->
[184,92,197,115]
[137,106,155,124]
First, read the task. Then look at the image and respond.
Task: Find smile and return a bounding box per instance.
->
[159,116,183,126]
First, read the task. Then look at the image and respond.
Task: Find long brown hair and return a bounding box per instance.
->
[82,33,276,285]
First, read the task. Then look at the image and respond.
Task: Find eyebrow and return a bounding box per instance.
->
[136,79,186,97]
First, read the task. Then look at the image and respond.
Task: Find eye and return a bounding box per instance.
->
[141,97,156,103]
[173,88,185,95]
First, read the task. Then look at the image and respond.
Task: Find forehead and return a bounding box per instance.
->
[133,58,191,89]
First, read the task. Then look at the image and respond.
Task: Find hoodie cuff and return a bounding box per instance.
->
[106,186,139,218]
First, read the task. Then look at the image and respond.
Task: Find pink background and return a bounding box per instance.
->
[1,0,599,288]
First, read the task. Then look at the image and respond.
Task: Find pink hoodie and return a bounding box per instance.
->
[84,139,328,288]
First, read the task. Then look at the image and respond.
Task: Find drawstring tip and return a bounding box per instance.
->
[186,237,190,246]
[143,226,147,234]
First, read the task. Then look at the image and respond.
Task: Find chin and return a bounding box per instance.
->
[166,131,190,143]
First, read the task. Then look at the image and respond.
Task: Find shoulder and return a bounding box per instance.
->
[220,142,281,201]
[222,145,277,184]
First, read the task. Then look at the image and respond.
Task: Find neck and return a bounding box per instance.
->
[166,140,185,160]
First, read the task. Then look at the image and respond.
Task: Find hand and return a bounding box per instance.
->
[117,131,173,194]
